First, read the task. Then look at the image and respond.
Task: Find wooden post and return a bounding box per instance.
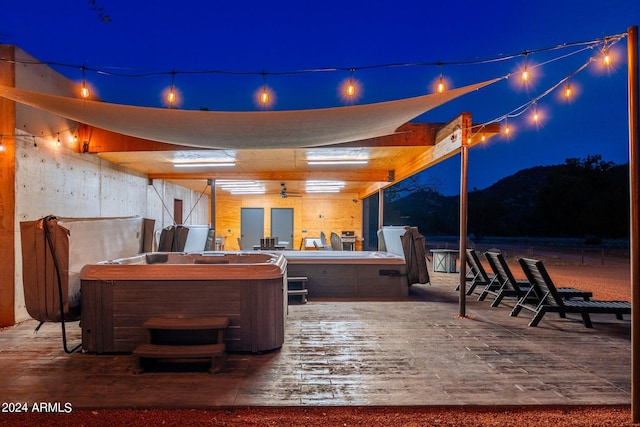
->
[458,115,471,317]
[628,25,639,424]
[0,45,16,326]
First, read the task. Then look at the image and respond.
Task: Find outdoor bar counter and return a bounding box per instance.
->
[80,252,287,354]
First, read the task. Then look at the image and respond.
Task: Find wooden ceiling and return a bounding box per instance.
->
[83,119,500,199]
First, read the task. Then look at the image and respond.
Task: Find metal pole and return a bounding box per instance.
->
[378,188,384,250]
[458,137,468,317]
[209,179,216,232]
[628,25,640,424]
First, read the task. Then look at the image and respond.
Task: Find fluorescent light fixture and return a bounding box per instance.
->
[307,160,367,165]
[216,179,265,195]
[306,180,345,193]
[306,188,341,193]
[219,183,263,189]
[173,162,235,168]
[230,189,265,195]
[307,180,345,186]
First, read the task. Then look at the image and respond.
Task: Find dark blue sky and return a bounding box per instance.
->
[1,0,637,194]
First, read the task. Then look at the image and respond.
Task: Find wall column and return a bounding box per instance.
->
[0,45,16,326]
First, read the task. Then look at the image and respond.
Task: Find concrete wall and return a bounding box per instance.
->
[8,46,209,323]
[13,134,209,323]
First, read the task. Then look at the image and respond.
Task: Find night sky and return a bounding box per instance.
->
[1,0,637,194]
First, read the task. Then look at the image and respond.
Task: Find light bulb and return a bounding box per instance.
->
[0,143,4,152]
[346,80,355,97]
[260,87,269,104]
[437,76,445,93]
[481,134,486,142]
[81,83,89,98]
[522,68,529,82]
[564,83,572,99]
[603,51,611,66]
[167,88,177,104]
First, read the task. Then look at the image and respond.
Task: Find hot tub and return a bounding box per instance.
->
[281,250,409,298]
[80,252,287,354]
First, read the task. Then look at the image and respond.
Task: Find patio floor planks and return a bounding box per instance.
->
[0,271,630,408]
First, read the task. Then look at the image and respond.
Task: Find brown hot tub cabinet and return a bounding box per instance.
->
[80,252,287,354]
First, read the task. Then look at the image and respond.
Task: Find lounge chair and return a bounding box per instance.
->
[483,251,592,308]
[513,257,630,328]
[455,249,497,296]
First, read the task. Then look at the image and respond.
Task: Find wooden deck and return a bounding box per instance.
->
[0,271,630,409]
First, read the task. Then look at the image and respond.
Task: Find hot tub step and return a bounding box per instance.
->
[136,316,230,373]
[287,276,308,304]
[133,343,226,374]
[143,316,230,331]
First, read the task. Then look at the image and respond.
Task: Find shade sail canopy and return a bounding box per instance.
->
[0,79,499,150]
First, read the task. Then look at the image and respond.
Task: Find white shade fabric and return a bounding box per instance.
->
[0,78,499,149]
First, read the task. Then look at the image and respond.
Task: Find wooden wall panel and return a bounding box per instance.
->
[214,191,363,250]
[0,45,15,326]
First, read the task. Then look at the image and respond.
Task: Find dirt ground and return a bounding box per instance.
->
[1,406,635,426]
[3,250,636,426]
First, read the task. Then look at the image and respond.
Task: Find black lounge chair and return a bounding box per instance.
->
[483,251,592,308]
[514,257,630,328]
[456,249,497,296]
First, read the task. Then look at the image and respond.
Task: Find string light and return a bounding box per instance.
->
[564,82,573,99]
[80,66,90,98]
[257,72,272,108]
[0,32,623,148]
[503,119,511,137]
[56,132,61,147]
[602,46,611,66]
[346,69,356,97]
[521,53,530,83]
[436,64,445,93]
[167,71,177,106]
[532,102,540,124]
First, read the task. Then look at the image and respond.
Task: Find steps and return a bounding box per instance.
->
[133,316,229,374]
[287,276,308,304]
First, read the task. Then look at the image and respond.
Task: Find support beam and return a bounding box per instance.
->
[148,170,392,182]
[378,188,384,250]
[82,122,439,153]
[628,25,639,424]
[458,114,472,318]
[79,124,197,153]
[209,179,216,232]
[0,45,16,326]
[333,122,436,147]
